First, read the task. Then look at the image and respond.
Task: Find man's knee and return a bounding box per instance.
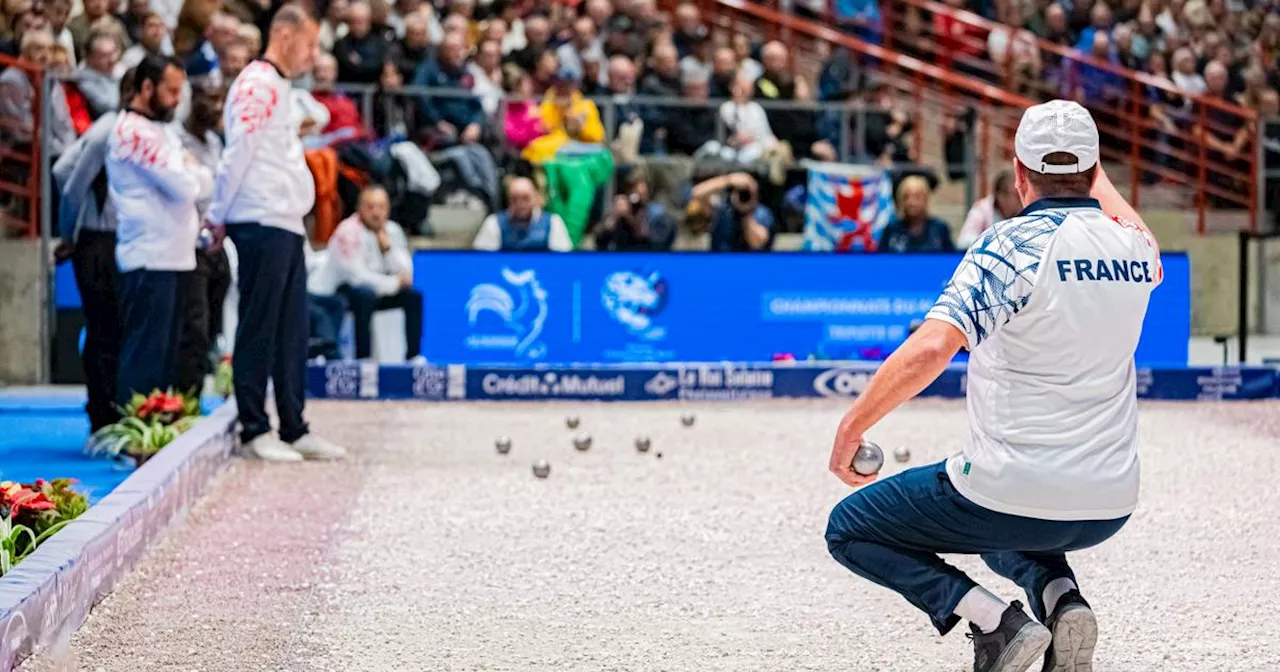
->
[824,493,872,555]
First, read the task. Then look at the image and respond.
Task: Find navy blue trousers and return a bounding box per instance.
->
[116,268,182,405]
[227,224,309,444]
[337,284,423,360]
[825,461,1128,635]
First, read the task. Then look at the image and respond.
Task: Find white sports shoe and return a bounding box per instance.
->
[290,434,348,460]
[243,435,304,462]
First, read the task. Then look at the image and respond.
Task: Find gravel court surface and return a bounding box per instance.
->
[28,399,1280,671]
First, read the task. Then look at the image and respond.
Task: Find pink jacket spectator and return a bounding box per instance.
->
[504,99,546,150]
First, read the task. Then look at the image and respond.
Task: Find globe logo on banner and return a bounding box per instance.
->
[803,162,894,252]
[464,267,548,359]
[601,270,668,340]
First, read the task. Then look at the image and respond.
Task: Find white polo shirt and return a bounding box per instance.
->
[926,197,1163,522]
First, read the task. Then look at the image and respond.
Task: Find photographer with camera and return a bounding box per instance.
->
[595,172,676,251]
[687,172,775,252]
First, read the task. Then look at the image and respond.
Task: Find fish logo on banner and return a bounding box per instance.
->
[465,268,548,359]
[803,163,894,252]
[602,270,668,340]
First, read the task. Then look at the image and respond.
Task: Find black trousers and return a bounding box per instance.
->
[174,247,232,394]
[336,284,423,360]
[226,223,309,444]
[117,269,182,406]
[70,231,121,431]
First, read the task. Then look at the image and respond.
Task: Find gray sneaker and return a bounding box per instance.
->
[1042,590,1096,672]
[967,601,1052,672]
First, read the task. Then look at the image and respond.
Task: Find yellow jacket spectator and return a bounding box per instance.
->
[522,66,604,163]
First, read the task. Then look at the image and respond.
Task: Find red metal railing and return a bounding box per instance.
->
[0,54,43,239]
[697,0,1258,233]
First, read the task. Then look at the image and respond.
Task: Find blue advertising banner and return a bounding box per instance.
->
[415,252,1191,367]
[304,362,1279,402]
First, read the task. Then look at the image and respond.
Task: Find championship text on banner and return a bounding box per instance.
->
[412,252,1191,367]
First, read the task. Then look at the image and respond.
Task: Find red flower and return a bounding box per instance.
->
[159,396,184,413]
[5,487,55,519]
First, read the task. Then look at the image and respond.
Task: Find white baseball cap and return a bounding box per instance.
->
[1014,100,1100,175]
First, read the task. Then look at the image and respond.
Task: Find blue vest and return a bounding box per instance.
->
[498,211,553,251]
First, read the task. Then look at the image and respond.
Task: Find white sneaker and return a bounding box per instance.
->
[290,434,348,460]
[243,435,304,462]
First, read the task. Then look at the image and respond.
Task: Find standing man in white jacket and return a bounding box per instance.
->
[107,54,211,405]
[206,5,347,463]
[315,185,423,362]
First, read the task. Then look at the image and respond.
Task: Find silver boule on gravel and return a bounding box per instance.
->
[851,440,884,476]
[495,436,512,455]
[680,412,696,427]
[532,459,551,478]
[893,446,911,463]
[573,432,593,451]
[635,435,651,453]
[566,415,581,429]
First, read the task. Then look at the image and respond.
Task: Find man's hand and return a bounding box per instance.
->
[829,414,878,488]
[375,228,392,252]
[397,270,413,288]
[461,123,481,144]
[299,117,319,137]
[612,194,632,219]
[203,222,226,252]
[53,239,74,264]
[436,121,458,137]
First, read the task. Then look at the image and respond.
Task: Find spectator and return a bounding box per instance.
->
[556,15,604,83]
[862,80,913,165]
[118,0,150,45]
[956,170,1021,249]
[46,0,75,67]
[1237,64,1267,109]
[680,31,713,84]
[688,172,773,252]
[698,71,777,164]
[709,46,736,98]
[671,2,705,59]
[107,54,211,405]
[753,40,834,161]
[581,56,606,96]
[667,69,716,156]
[523,64,604,162]
[1171,46,1206,95]
[334,1,390,84]
[530,47,558,93]
[585,0,614,37]
[606,53,645,160]
[596,170,676,251]
[1075,1,1114,52]
[441,12,472,45]
[119,12,170,72]
[473,176,573,251]
[470,38,505,116]
[369,0,398,43]
[1038,3,1075,49]
[218,39,251,83]
[502,65,546,151]
[482,17,507,51]
[509,13,549,73]
[0,28,75,154]
[640,41,681,97]
[78,31,122,117]
[988,0,1041,89]
[315,185,423,362]
[1073,32,1123,105]
[237,23,261,56]
[497,0,527,54]
[184,13,239,81]
[373,59,409,137]
[390,10,432,83]
[68,0,128,59]
[179,83,224,215]
[310,53,370,144]
[1112,23,1142,71]
[319,0,349,52]
[445,0,480,45]
[877,176,954,253]
[413,32,485,146]
[731,33,762,82]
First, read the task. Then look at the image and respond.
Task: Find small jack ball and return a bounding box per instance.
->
[680,412,696,427]
[656,451,663,459]
[893,446,911,463]
[573,432,593,451]
[851,441,884,476]
[495,436,512,454]
[532,460,551,478]
[635,435,651,453]
[566,415,581,429]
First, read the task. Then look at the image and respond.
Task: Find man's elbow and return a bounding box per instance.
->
[911,320,965,362]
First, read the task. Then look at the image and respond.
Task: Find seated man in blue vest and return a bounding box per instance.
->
[472,177,574,251]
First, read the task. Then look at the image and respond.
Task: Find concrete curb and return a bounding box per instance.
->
[0,402,238,671]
